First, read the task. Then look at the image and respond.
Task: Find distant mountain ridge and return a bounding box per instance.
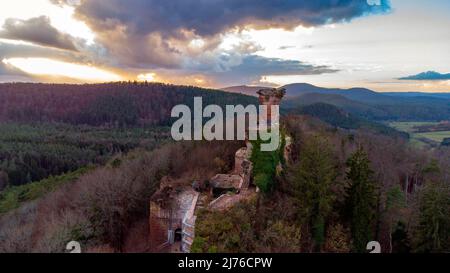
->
[221,85,270,96]
[222,82,450,102]
[383,92,450,99]
[282,83,396,104]
[221,83,450,121]
[221,82,450,122]
[222,83,395,102]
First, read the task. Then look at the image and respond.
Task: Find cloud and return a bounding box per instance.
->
[0,41,47,79]
[278,45,296,50]
[2,0,390,85]
[0,16,78,51]
[398,71,450,80]
[0,39,89,66]
[51,0,390,69]
[204,54,339,86]
[148,54,339,87]
[0,59,20,75]
[0,56,35,82]
[0,40,100,82]
[223,55,337,75]
[70,0,390,36]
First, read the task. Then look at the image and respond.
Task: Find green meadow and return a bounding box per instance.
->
[388,121,450,147]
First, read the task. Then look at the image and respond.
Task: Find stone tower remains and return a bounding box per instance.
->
[256,87,286,123]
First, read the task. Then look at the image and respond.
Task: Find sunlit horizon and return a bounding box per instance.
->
[2,57,122,82]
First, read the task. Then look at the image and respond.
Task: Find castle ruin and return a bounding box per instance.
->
[148,87,287,253]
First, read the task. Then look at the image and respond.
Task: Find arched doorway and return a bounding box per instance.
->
[174,228,182,242]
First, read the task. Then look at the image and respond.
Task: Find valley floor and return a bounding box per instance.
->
[388,121,450,147]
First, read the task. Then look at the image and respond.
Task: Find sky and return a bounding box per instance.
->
[0,0,449,92]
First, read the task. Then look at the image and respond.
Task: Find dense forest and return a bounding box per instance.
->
[0,123,170,188]
[0,82,256,126]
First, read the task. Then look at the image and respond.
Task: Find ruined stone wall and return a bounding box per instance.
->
[181,192,199,253]
[149,202,171,251]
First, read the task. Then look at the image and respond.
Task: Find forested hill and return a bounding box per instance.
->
[281,88,450,121]
[221,83,450,121]
[0,82,257,127]
[290,103,409,139]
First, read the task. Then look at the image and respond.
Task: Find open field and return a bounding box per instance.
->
[388,121,450,146]
[414,131,450,142]
[387,122,439,133]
